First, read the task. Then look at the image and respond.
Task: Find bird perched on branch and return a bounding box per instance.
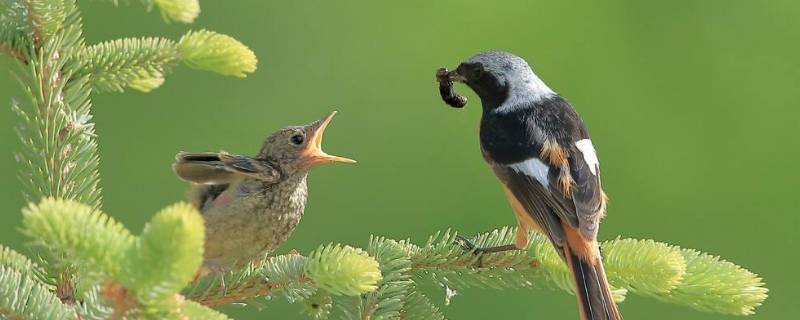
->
[173,111,355,277]
[437,51,621,320]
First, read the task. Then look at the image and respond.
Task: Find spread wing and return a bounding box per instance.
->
[173,151,281,211]
[173,151,281,185]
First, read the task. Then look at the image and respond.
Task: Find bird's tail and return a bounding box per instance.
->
[563,243,622,320]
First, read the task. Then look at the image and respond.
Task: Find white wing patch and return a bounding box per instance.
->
[509,158,550,189]
[575,139,599,175]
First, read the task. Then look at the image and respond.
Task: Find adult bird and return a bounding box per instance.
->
[438,51,621,320]
[173,111,355,282]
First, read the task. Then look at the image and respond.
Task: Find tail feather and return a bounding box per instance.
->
[564,244,622,320]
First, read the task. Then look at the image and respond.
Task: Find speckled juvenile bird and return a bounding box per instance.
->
[438,52,622,320]
[173,111,355,275]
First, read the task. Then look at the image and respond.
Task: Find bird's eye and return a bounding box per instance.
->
[290,134,304,145]
[470,66,484,79]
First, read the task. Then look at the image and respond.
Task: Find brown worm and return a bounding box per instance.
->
[436,67,467,108]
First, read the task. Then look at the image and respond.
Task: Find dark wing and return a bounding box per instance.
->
[492,163,569,248]
[173,152,281,211]
[567,139,605,241]
[494,97,605,242]
[173,151,281,185]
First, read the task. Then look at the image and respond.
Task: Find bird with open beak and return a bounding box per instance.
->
[437,52,621,320]
[173,111,355,280]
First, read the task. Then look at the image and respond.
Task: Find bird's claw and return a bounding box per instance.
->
[454,234,479,253]
[219,273,227,297]
[454,234,487,268]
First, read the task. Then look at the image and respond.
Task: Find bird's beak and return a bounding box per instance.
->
[447,69,467,82]
[299,111,356,168]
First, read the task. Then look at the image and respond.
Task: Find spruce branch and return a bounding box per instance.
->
[150,0,199,23]
[21,198,135,279]
[78,30,257,93]
[78,37,179,92]
[185,254,311,307]
[407,226,767,316]
[602,238,686,295]
[653,248,768,315]
[75,285,115,320]
[180,299,231,320]
[94,0,199,23]
[186,245,383,308]
[11,1,102,209]
[24,0,66,43]
[178,29,258,77]
[0,266,76,320]
[0,245,52,287]
[305,244,383,296]
[19,198,227,318]
[399,291,446,320]
[179,225,767,318]
[355,237,414,320]
[1,0,34,58]
[118,202,204,312]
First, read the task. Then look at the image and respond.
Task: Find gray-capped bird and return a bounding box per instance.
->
[437,51,622,320]
[173,111,355,277]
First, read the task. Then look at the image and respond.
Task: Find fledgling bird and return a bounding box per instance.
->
[173,111,355,277]
[438,51,622,320]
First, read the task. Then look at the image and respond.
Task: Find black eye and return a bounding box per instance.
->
[291,134,304,145]
[470,66,484,79]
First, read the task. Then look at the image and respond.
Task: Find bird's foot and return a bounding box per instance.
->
[218,272,227,296]
[454,235,522,268]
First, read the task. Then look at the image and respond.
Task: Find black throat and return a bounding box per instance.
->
[466,73,510,111]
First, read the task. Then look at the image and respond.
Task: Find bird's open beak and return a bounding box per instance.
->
[299,111,356,168]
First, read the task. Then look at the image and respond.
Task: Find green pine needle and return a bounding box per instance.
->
[305,243,383,296]
[185,253,315,306]
[414,226,767,315]
[180,300,232,320]
[79,37,179,92]
[21,198,134,278]
[178,29,258,77]
[654,248,769,315]
[302,292,334,320]
[152,0,200,24]
[97,0,199,24]
[367,238,414,318]
[26,0,67,41]
[602,238,686,295]
[0,266,75,320]
[0,245,52,288]
[400,291,446,320]
[120,202,205,306]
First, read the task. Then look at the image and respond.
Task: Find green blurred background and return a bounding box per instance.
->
[1,0,798,318]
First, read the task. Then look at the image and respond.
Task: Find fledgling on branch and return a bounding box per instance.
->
[173,111,355,276]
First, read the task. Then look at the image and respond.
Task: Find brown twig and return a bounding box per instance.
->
[102,281,137,320]
[0,43,26,62]
[189,275,310,307]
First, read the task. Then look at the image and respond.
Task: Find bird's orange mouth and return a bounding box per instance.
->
[299,111,356,168]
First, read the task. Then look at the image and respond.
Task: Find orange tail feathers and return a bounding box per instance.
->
[562,227,621,320]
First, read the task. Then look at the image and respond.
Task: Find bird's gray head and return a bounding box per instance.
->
[446,51,555,111]
[258,111,355,175]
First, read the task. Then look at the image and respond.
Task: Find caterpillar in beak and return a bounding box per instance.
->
[436,67,468,108]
